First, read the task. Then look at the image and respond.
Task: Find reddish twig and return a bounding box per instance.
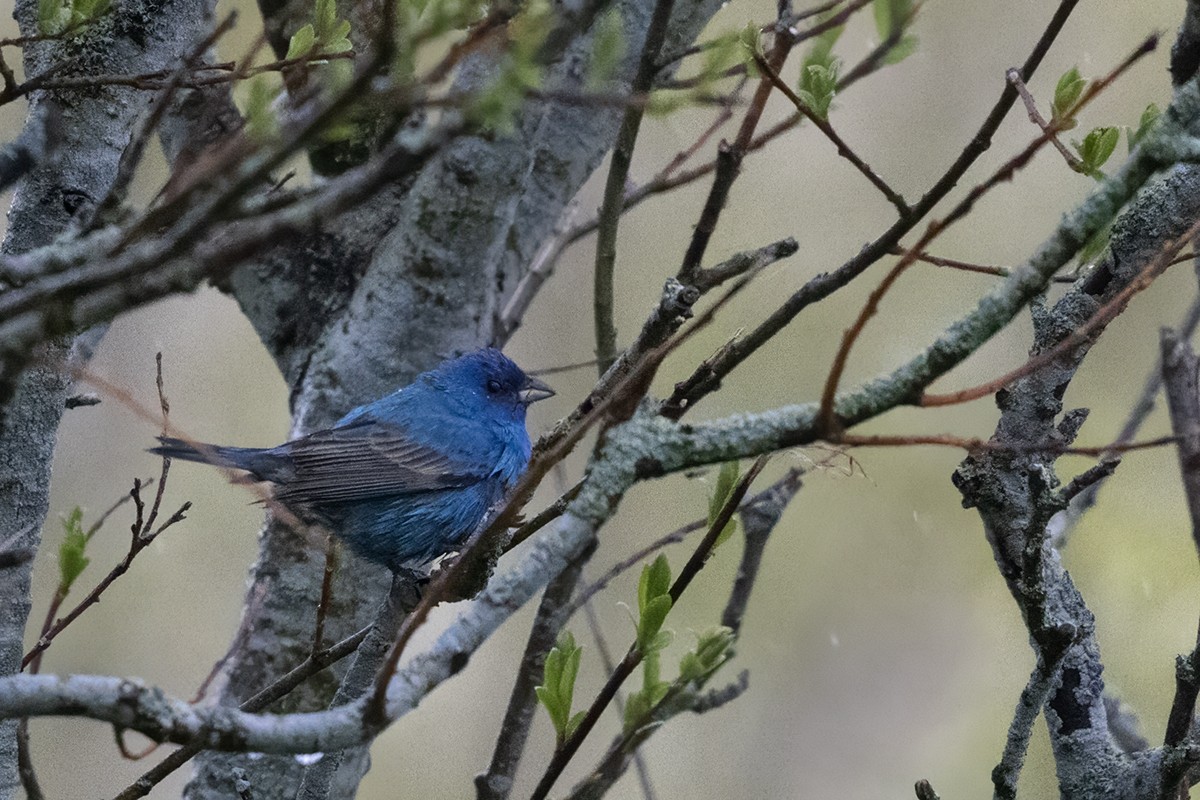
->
[920,212,1196,407]
[817,34,1157,433]
[751,52,910,217]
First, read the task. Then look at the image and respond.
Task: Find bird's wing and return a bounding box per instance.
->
[273,417,488,505]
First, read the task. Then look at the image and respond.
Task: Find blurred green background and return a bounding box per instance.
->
[5,0,1199,797]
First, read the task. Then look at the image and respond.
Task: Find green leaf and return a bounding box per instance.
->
[565,710,587,740]
[558,636,581,707]
[694,625,735,666]
[587,9,625,88]
[1076,219,1113,267]
[646,680,671,707]
[642,554,671,611]
[700,30,744,82]
[873,0,912,36]
[623,689,651,734]
[882,33,918,65]
[286,24,317,59]
[679,652,704,682]
[543,644,563,691]
[1051,66,1086,127]
[738,22,763,76]
[707,460,743,552]
[70,0,108,26]
[646,629,674,653]
[58,507,89,592]
[644,90,688,117]
[37,0,71,35]
[242,76,280,142]
[708,461,739,522]
[536,630,583,744]
[637,594,673,651]
[466,0,548,132]
[314,0,339,38]
[642,646,660,689]
[1127,102,1161,151]
[873,0,893,36]
[680,626,735,682]
[1072,126,1119,178]
[804,12,843,69]
[535,685,564,729]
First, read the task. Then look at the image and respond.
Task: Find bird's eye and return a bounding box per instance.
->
[486,379,502,394]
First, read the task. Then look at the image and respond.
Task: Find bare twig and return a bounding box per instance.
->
[752,52,910,217]
[22,359,188,671]
[593,0,679,372]
[921,210,1194,408]
[88,13,238,229]
[112,621,374,799]
[496,200,581,342]
[821,33,1158,431]
[663,0,1084,419]
[1053,266,1200,545]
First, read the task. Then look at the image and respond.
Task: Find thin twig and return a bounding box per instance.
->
[921,209,1194,408]
[752,52,910,217]
[890,245,1088,282]
[821,33,1158,430]
[497,200,580,342]
[22,359,189,670]
[836,432,1178,457]
[662,0,1084,419]
[1007,67,1083,170]
[592,0,678,373]
[88,13,238,228]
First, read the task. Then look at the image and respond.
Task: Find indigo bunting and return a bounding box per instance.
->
[150,349,554,571]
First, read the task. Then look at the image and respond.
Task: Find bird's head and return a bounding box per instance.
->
[434,348,554,421]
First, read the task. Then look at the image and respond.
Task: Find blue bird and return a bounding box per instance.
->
[150,349,554,572]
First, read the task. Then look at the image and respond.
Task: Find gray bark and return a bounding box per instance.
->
[0,0,221,797]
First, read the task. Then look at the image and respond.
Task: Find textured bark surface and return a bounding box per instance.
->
[0,0,224,797]
[953,164,1200,799]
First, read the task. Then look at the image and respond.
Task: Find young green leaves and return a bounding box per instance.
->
[872,0,918,66]
[1127,103,1161,151]
[636,554,673,652]
[796,15,842,121]
[587,9,626,89]
[708,460,742,555]
[625,554,675,734]
[1050,67,1154,180]
[242,76,281,143]
[536,630,586,748]
[467,0,550,132]
[37,0,108,36]
[1051,67,1087,131]
[58,506,90,594]
[679,625,735,683]
[286,0,353,62]
[1072,126,1119,179]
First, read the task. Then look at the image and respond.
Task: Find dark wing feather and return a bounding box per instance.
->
[273,418,487,505]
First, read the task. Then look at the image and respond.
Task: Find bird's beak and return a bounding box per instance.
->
[520,375,555,405]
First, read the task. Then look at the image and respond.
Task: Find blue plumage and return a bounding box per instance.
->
[150,349,553,571]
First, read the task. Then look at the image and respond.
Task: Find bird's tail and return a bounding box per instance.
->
[149,437,283,480]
